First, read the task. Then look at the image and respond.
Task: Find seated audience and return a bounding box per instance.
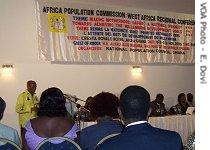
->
[80,92,124,150]
[0,97,21,147]
[84,96,93,111]
[150,93,167,116]
[170,93,189,115]
[23,87,78,150]
[78,96,94,122]
[187,93,194,107]
[96,85,183,150]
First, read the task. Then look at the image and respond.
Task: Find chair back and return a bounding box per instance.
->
[97,133,119,146]
[35,137,81,150]
[0,138,21,150]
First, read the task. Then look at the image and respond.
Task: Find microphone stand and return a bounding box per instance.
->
[64,94,85,130]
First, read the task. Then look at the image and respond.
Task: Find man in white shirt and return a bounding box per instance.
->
[0,97,21,147]
[96,85,183,150]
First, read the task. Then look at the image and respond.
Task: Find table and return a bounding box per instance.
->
[149,115,195,144]
[80,115,195,145]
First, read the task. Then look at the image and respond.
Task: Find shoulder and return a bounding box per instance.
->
[110,120,125,129]
[18,91,28,97]
[150,101,157,106]
[81,124,98,134]
[153,126,182,140]
[0,124,17,133]
[175,103,180,107]
[0,124,19,137]
[95,135,120,150]
[151,100,156,104]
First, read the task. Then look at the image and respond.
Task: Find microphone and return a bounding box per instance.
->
[74,106,91,121]
[76,103,81,109]
[64,94,86,102]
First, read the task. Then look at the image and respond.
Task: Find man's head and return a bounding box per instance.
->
[0,97,6,120]
[178,93,187,105]
[119,85,150,123]
[155,93,164,103]
[27,80,37,95]
[187,93,193,103]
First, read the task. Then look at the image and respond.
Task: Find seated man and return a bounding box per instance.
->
[0,97,21,147]
[150,93,167,116]
[187,93,194,107]
[96,85,183,150]
[80,92,124,150]
[170,93,189,115]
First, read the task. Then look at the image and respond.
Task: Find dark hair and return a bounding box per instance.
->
[90,92,119,118]
[120,85,150,121]
[84,96,93,110]
[27,80,36,86]
[187,93,193,103]
[156,93,163,99]
[178,93,186,104]
[37,87,67,117]
[0,97,6,120]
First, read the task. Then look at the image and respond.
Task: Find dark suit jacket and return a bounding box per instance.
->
[96,123,183,150]
[80,119,124,150]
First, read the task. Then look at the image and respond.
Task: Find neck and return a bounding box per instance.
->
[27,90,34,95]
[156,100,162,104]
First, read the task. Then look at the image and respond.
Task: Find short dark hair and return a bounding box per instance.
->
[187,93,193,102]
[90,92,119,118]
[120,85,150,121]
[37,87,67,117]
[156,93,163,99]
[178,93,186,104]
[0,97,6,120]
[84,96,93,110]
[27,80,36,86]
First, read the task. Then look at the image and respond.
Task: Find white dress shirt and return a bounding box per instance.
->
[126,120,148,127]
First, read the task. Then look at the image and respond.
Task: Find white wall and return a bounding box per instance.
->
[0,0,194,132]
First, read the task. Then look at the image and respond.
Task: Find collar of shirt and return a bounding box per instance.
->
[126,120,148,127]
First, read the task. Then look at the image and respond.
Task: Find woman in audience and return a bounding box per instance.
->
[84,96,93,111]
[81,96,94,121]
[80,92,124,150]
[23,87,78,150]
[170,93,189,115]
[187,93,194,107]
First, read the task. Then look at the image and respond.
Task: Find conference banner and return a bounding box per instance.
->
[36,0,195,64]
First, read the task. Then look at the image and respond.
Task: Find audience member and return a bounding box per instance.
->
[80,92,124,150]
[0,97,21,147]
[170,93,189,115]
[16,80,39,141]
[78,96,94,122]
[150,93,167,116]
[187,93,194,107]
[23,87,78,150]
[96,85,183,150]
[84,96,93,111]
